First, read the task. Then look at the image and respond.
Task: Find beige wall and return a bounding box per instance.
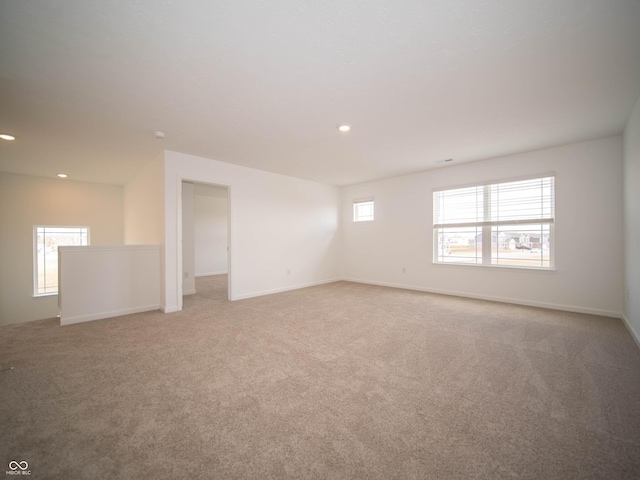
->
[123,154,164,245]
[0,173,124,326]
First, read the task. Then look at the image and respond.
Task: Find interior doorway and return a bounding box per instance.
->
[180,181,230,310]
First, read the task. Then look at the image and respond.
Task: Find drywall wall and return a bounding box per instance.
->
[194,184,228,276]
[123,154,164,245]
[0,173,124,325]
[59,245,160,325]
[181,182,196,295]
[163,150,341,312]
[123,154,165,309]
[623,95,640,343]
[341,136,624,317]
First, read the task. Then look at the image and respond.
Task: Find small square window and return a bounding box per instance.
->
[353,200,374,222]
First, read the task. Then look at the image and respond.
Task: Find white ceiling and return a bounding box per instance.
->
[1,0,640,186]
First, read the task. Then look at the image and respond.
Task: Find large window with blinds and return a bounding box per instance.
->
[433,175,554,268]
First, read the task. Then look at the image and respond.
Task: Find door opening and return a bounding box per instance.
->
[180,180,230,309]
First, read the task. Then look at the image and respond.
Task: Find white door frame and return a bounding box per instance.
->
[176,176,232,310]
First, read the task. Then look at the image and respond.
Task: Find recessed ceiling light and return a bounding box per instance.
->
[0,134,16,141]
[57,173,68,178]
[154,131,166,139]
[337,125,351,133]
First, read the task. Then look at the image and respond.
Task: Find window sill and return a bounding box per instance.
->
[33,292,58,298]
[432,262,556,273]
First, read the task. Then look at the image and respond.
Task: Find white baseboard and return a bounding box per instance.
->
[232,278,341,301]
[183,288,197,296]
[196,271,227,277]
[341,277,623,319]
[161,305,180,314]
[621,313,640,349]
[60,304,160,326]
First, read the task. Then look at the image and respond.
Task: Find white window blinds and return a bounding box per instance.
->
[433,176,555,268]
[434,176,555,228]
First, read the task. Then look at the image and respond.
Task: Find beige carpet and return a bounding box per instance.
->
[1,276,640,479]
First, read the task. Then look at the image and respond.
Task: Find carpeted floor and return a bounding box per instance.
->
[1,276,640,479]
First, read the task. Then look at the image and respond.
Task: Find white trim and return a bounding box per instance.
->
[341,277,622,319]
[176,177,184,311]
[60,305,160,326]
[161,304,180,314]
[59,245,158,252]
[621,313,640,350]
[232,278,341,301]
[182,288,197,296]
[431,262,557,273]
[195,271,227,277]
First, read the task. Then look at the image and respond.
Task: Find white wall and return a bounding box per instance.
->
[0,173,124,325]
[163,150,341,312]
[341,136,624,317]
[194,184,228,276]
[623,95,640,343]
[181,182,196,295]
[59,245,160,325]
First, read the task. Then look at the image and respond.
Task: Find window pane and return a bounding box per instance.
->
[435,227,482,264]
[354,201,374,222]
[491,224,551,268]
[35,227,89,295]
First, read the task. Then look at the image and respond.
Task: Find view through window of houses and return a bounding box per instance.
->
[34,226,89,295]
[433,176,554,268]
[353,200,374,222]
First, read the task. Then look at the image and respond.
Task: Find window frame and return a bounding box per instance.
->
[353,198,375,222]
[33,225,90,297]
[432,174,555,270]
